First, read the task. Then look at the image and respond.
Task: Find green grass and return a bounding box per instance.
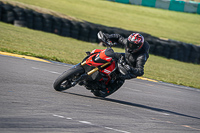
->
[145,55,200,88]
[0,22,200,89]
[3,0,200,45]
[0,23,112,64]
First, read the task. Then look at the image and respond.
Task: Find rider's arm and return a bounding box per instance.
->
[104,34,126,47]
[129,41,150,77]
[131,53,148,76]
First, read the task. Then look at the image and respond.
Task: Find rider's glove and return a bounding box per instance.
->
[118,56,136,79]
[123,64,136,79]
[124,64,131,72]
[98,31,107,42]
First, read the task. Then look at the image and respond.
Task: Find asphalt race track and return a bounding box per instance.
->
[0,55,200,133]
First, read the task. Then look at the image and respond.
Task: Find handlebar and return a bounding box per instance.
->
[97,31,115,48]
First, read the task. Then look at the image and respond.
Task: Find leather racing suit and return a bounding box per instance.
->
[105,33,150,78]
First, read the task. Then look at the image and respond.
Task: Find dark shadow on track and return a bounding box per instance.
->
[63,91,200,120]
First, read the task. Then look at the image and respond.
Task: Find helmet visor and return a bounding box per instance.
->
[127,41,140,50]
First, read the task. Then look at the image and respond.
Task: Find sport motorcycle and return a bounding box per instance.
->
[53,31,125,98]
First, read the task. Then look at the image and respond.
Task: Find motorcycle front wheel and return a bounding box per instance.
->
[53,65,84,91]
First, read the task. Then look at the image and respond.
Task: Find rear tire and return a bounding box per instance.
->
[53,65,84,91]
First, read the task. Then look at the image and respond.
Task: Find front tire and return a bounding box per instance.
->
[53,65,84,91]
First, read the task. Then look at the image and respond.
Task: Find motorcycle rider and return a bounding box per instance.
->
[96,31,150,97]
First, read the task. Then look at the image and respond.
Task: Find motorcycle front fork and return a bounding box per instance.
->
[71,61,111,87]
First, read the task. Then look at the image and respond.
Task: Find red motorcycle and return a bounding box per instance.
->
[53,31,125,97]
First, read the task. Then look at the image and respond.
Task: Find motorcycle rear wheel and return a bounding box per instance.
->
[53,65,84,91]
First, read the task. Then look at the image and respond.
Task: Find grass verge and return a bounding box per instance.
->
[0,22,199,89]
[2,0,200,45]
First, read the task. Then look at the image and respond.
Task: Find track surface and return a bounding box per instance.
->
[0,55,200,133]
